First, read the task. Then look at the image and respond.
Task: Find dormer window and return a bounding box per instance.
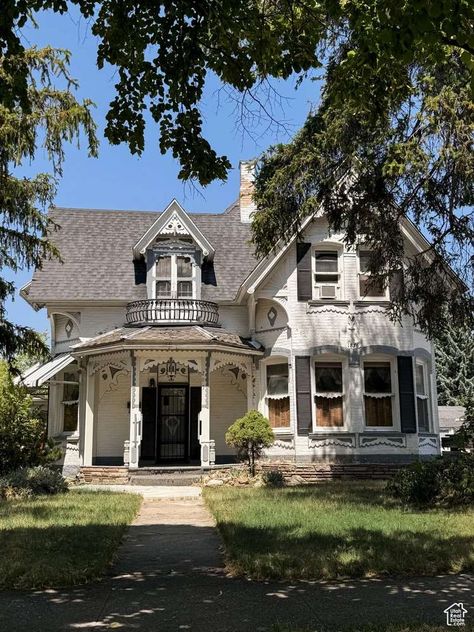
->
[155,254,195,299]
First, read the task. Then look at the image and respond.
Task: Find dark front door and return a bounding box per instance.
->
[158,385,188,461]
[189,387,202,461]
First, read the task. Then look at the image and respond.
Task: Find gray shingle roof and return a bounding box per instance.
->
[72,325,262,352]
[28,201,257,304]
[438,406,466,431]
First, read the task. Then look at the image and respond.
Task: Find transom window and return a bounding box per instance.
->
[314,250,340,299]
[266,363,290,428]
[416,362,431,432]
[155,254,194,299]
[359,250,387,298]
[363,361,393,426]
[315,362,343,427]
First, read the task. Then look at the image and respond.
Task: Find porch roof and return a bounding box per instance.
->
[72,326,264,355]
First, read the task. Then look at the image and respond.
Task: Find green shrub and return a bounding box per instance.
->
[387,454,474,507]
[0,466,68,500]
[225,410,274,476]
[0,362,61,474]
[262,469,285,487]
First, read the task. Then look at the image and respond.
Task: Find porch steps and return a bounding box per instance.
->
[80,466,130,485]
[129,468,202,486]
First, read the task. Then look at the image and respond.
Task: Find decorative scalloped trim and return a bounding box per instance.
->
[359,436,406,448]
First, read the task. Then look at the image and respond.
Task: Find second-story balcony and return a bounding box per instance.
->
[125,298,219,327]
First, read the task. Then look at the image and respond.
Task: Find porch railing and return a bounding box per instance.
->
[125,298,219,326]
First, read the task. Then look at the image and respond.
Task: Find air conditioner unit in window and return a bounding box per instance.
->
[320,285,337,299]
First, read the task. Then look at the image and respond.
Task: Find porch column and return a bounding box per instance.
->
[83,361,95,467]
[200,352,215,467]
[129,352,142,469]
[246,357,255,411]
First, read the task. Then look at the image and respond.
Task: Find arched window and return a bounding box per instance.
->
[314,360,344,427]
[363,359,394,427]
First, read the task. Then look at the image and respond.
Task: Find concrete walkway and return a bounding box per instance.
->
[85,484,201,499]
[2,498,473,631]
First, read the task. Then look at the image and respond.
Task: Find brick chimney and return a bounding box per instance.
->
[239,159,257,223]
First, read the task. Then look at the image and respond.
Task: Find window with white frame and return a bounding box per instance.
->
[314,249,340,299]
[358,250,388,299]
[315,362,344,427]
[363,361,393,426]
[415,361,431,431]
[62,370,79,432]
[266,363,290,428]
[155,254,194,299]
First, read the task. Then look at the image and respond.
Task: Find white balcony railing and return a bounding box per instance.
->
[125,299,219,326]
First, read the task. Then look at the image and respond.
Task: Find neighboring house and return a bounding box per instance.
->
[438,405,466,451]
[21,161,441,476]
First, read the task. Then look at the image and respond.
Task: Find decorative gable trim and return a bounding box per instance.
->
[132,199,215,260]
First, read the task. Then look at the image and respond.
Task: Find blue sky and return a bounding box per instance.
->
[7,7,320,339]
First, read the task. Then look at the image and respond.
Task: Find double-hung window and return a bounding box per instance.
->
[314,251,340,299]
[363,362,393,426]
[266,363,290,428]
[62,370,79,432]
[155,254,194,299]
[315,363,344,427]
[415,362,431,431]
[358,250,387,298]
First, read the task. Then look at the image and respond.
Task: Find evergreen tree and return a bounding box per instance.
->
[435,323,474,406]
[0,47,97,363]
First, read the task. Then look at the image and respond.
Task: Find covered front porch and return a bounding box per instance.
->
[74,326,263,469]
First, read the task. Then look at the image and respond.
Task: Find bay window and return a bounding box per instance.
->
[415,362,431,431]
[266,363,290,428]
[315,362,344,426]
[155,254,195,299]
[363,361,393,427]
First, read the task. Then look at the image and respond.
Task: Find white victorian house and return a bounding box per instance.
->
[20,161,441,477]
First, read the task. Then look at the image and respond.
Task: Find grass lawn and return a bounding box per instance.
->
[272,627,474,632]
[204,481,474,580]
[0,489,141,590]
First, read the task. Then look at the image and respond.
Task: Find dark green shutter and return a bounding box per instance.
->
[296,242,312,301]
[397,356,417,433]
[295,356,312,435]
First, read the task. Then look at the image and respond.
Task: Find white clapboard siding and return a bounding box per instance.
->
[210,368,247,456]
[95,372,129,458]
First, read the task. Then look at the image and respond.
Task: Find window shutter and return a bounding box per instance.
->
[295,356,312,435]
[134,258,147,285]
[397,356,417,433]
[297,242,312,301]
[389,269,404,301]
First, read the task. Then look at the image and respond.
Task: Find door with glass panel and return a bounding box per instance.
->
[158,386,188,461]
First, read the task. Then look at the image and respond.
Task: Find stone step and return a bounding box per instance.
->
[129,474,202,487]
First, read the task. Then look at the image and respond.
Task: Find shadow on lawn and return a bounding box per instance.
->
[0,521,472,632]
[218,522,474,579]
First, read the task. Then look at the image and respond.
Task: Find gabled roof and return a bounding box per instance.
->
[132,199,215,260]
[26,201,257,305]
